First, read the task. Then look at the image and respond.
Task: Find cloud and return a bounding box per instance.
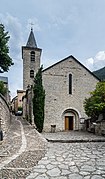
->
[95,51,105,62]
[0,13,23,61]
[0,14,42,98]
[0,3,105,98]
[85,51,105,71]
[0,14,41,98]
[0,13,23,98]
[85,58,94,70]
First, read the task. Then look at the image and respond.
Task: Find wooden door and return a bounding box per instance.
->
[65,116,73,130]
[65,116,69,130]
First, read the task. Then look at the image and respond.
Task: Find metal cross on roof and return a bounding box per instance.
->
[29,22,34,30]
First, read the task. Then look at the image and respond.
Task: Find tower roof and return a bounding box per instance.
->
[26,28,37,48]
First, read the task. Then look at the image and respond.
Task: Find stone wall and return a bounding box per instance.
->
[0,93,11,135]
[22,88,34,125]
[22,47,41,90]
[95,114,105,135]
[22,55,99,132]
[42,56,99,132]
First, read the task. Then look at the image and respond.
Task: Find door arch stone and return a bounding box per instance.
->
[62,108,80,131]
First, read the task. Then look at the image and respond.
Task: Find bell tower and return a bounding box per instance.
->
[22,28,42,90]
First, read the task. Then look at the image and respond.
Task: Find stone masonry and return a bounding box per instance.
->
[22,30,99,132]
[22,47,41,90]
[0,94,11,135]
[42,56,99,132]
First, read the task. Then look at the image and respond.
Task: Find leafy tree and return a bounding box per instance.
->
[0,23,13,73]
[33,66,45,132]
[84,82,105,120]
[0,81,7,96]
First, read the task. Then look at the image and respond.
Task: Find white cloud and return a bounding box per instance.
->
[0,13,23,98]
[0,13,23,61]
[85,58,94,70]
[0,14,41,99]
[95,51,105,62]
[85,51,105,71]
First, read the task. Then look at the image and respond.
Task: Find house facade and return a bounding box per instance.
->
[22,29,99,132]
[11,90,25,114]
[42,56,99,132]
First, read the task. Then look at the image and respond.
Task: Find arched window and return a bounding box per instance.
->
[30,51,35,62]
[30,70,34,78]
[69,74,72,94]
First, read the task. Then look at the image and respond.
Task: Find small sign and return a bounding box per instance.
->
[80,118,85,124]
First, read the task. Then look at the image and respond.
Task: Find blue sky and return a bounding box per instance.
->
[0,0,105,98]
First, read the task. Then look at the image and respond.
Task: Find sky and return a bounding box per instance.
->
[0,0,105,98]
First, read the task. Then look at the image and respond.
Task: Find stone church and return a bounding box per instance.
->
[22,28,99,132]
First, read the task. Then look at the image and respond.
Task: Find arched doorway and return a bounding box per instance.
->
[63,109,80,131]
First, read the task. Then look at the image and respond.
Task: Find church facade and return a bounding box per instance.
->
[22,29,99,132]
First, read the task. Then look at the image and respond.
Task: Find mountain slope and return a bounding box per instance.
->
[93,66,105,81]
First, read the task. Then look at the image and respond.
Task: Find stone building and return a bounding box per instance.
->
[22,29,99,132]
[22,28,42,90]
[42,56,99,132]
[22,86,34,124]
[11,90,25,114]
[11,96,18,114]
[17,90,26,109]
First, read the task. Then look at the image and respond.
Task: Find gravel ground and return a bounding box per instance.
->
[1,116,105,178]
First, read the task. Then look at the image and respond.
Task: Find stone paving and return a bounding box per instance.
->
[27,132,105,179]
[1,116,105,178]
[0,116,47,178]
[42,131,105,142]
[27,142,105,179]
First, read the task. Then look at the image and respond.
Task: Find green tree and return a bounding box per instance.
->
[0,81,7,96]
[33,66,45,132]
[0,23,13,73]
[84,82,105,119]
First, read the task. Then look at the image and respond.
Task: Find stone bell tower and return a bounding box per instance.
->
[22,28,42,90]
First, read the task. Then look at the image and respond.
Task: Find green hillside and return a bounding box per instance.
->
[93,66,105,81]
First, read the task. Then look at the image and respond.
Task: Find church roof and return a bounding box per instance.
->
[43,55,100,81]
[26,28,37,48]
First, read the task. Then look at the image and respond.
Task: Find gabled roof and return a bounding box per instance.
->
[43,55,100,81]
[26,28,37,48]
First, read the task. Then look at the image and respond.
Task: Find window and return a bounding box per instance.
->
[30,70,34,78]
[69,74,72,94]
[30,51,35,62]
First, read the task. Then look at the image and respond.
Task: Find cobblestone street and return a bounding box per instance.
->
[27,142,105,179]
[0,116,47,178]
[1,116,105,178]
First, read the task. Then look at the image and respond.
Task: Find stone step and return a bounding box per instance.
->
[46,138,105,143]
